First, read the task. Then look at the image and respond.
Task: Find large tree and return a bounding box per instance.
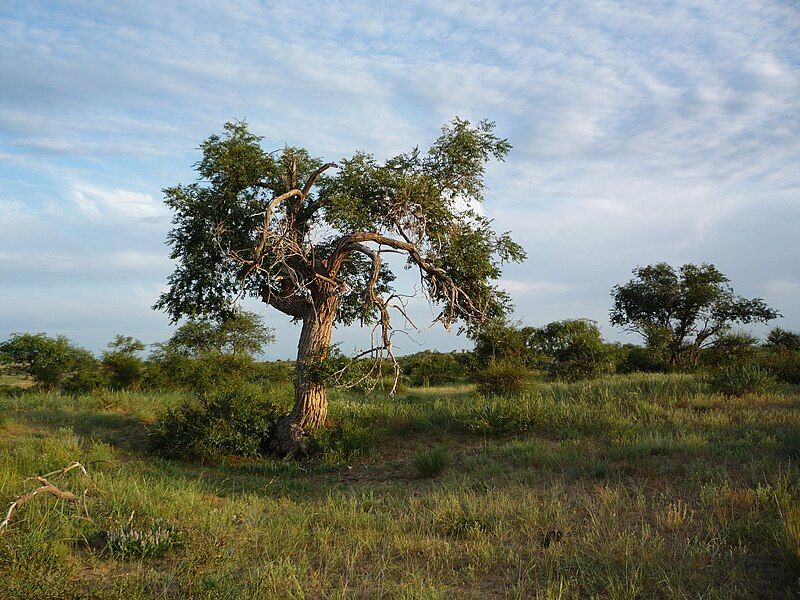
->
[156,118,524,455]
[610,263,779,366]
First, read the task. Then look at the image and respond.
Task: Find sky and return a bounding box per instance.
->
[1,0,799,359]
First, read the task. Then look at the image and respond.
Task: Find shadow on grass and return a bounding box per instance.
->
[16,408,151,452]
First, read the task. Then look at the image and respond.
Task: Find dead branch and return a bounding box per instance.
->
[1,462,88,533]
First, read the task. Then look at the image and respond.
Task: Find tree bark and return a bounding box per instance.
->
[267,295,337,458]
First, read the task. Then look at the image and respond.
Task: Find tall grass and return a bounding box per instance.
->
[0,373,798,597]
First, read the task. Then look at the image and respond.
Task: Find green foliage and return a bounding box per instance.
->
[0,332,97,389]
[62,365,108,395]
[413,447,449,478]
[531,319,612,382]
[156,117,524,340]
[759,351,800,385]
[471,320,537,369]
[149,384,289,461]
[611,263,779,366]
[702,331,760,368]
[401,351,469,386]
[308,418,376,461]
[144,350,268,392]
[164,310,274,358]
[765,327,800,352]
[474,359,531,397]
[613,344,671,374]
[708,364,779,397]
[102,335,146,391]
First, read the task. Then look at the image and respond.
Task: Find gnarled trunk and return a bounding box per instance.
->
[267,296,336,458]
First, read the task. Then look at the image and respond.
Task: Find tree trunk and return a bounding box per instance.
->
[267,296,337,458]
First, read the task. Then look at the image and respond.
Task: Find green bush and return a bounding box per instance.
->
[708,364,779,397]
[531,319,612,382]
[401,351,469,386]
[614,345,670,374]
[0,332,97,389]
[144,352,265,392]
[308,418,376,461]
[761,350,800,385]
[149,384,289,461]
[474,360,531,397]
[62,366,108,395]
[413,447,448,477]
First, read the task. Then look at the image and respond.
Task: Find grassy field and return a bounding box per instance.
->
[1,374,799,598]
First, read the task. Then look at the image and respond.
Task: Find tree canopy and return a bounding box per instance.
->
[156,117,524,455]
[610,263,779,365]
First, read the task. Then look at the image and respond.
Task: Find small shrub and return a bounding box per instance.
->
[708,364,778,397]
[474,360,530,397]
[97,521,181,558]
[308,418,376,461]
[463,399,529,436]
[413,447,448,478]
[149,384,288,461]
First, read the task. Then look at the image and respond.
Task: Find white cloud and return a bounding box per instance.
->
[70,182,166,220]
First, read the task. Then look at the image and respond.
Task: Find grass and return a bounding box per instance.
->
[0,374,799,597]
[413,447,449,478]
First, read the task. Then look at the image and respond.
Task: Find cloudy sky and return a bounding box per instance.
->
[1,1,798,358]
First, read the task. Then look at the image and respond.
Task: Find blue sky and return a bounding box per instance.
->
[1,1,798,358]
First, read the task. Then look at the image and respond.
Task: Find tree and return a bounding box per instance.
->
[0,333,96,389]
[765,327,800,353]
[102,335,146,390]
[156,118,524,455]
[531,319,611,381]
[610,263,779,367]
[163,310,274,358]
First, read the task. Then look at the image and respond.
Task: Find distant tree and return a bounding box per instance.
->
[102,335,146,390]
[610,263,779,367]
[0,333,95,388]
[531,319,611,381]
[163,311,274,358]
[156,118,524,455]
[765,327,800,353]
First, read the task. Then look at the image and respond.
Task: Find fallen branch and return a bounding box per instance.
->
[0,462,88,533]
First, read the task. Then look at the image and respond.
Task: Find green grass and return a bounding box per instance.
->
[1,374,799,597]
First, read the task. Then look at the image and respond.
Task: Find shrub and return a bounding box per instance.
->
[614,345,670,374]
[0,332,97,389]
[308,418,376,461]
[149,384,289,461]
[97,521,181,558]
[402,351,469,387]
[144,352,264,392]
[413,447,448,478]
[531,319,612,382]
[708,364,779,397]
[761,350,800,385]
[62,366,108,395]
[765,327,800,352]
[474,360,530,397]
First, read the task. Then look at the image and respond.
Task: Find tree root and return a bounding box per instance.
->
[267,416,309,459]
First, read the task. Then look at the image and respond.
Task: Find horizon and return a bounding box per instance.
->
[1,1,799,359]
